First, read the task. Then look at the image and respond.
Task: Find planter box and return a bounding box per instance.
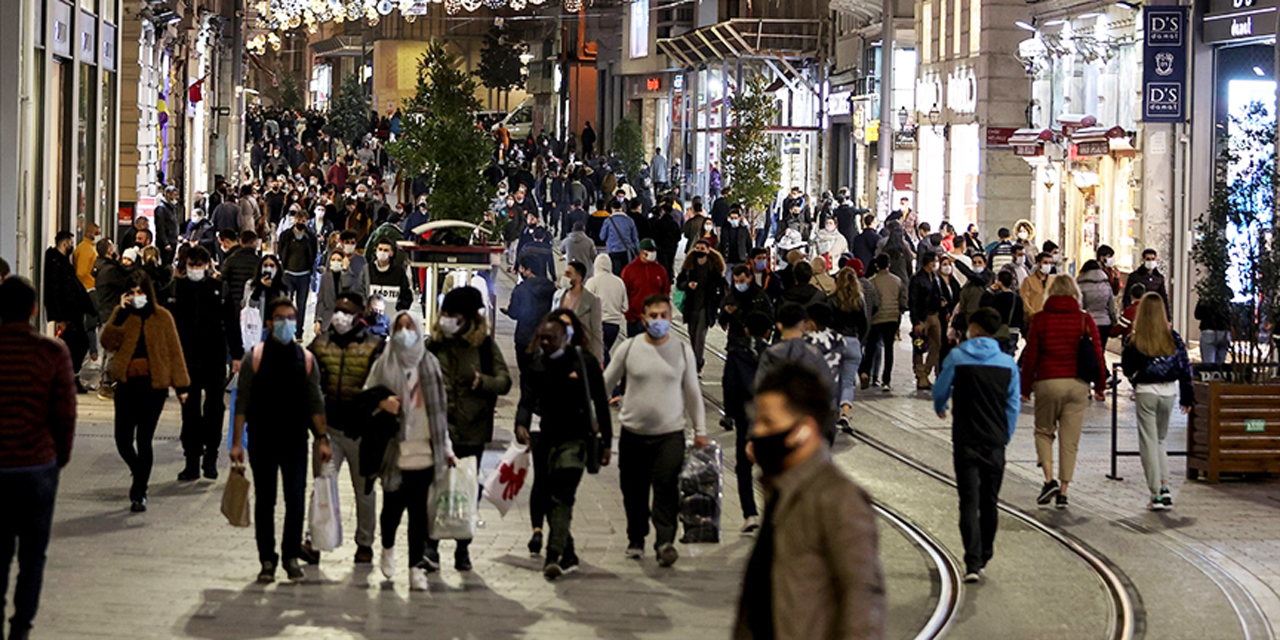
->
[1187,382,1280,483]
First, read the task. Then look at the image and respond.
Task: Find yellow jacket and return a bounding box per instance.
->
[72,238,97,290]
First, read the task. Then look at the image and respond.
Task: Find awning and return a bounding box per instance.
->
[311,36,365,57]
[1009,128,1054,157]
[656,19,823,69]
[1071,125,1128,156]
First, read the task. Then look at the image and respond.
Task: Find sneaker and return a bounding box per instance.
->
[283,558,305,582]
[837,416,853,435]
[354,545,374,564]
[560,548,580,574]
[1149,496,1167,511]
[1160,488,1173,509]
[625,543,644,560]
[741,516,761,533]
[720,416,735,431]
[656,543,679,568]
[130,498,147,513]
[1036,480,1060,507]
[409,567,429,591]
[527,530,543,556]
[881,383,892,393]
[963,572,981,584]
[543,554,564,580]
[423,549,441,573]
[455,548,473,572]
[299,541,321,565]
[860,373,870,390]
[380,546,396,579]
[97,385,115,401]
[1055,493,1069,510]
[257,561,276,583]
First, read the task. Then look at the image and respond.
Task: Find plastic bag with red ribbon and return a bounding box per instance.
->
[482,442,530,517]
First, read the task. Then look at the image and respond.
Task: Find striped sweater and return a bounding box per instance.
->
[0,323,76,468]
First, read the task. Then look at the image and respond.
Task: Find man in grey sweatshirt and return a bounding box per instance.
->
[604,293,707,567]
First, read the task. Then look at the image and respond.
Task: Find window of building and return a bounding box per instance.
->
[630,0,650,58]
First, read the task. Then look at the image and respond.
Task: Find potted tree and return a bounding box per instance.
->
[723,75,781,243]
[1186,102,1280,482]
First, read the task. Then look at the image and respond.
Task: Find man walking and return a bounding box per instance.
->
[601,203,640,278]
[736,362,884,640]
[932,308,1019,583]
[909,252,945,390]
[604,294,707,567]
[278,207,318,339]
[0,277,77,640]
[620,239,670,337]
[44,231,94,390]
[503,255,556,376]
[230,298,332,583]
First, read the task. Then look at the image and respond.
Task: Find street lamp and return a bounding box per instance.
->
[928,104,941,128]
[897,106,909,129]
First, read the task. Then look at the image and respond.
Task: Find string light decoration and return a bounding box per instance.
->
[255,0,574,30]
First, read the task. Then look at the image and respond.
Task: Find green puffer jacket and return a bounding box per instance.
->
[308,326,385,430]
[428,317,513,447]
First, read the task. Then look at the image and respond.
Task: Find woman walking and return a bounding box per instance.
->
[830,267,870,431]
[364,311,455,591]
[1019,275,1107,509]
[1121,293,1193,510]
[1077,260,1117,350]
[100,271,190,512]
[675,239,726,375]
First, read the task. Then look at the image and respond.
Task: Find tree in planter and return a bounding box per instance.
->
[612,118,645,181]
[723,75,781,240]
[278,70,305,112]
[1191,101,1280,382]
[387,43,496,229]
[474,25,527,93]
[326,72,369,149]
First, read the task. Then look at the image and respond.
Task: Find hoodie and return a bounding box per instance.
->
[933,336,1020,447]
[586,253,629,326]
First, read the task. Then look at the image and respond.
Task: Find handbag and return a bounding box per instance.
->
[1076,314,1101,384]
[221,465,252,527]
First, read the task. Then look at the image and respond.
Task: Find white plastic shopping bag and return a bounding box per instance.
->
[483,443,531,517]
[240,305,263,350]
[429,457,478,540]
[309,463,343,552]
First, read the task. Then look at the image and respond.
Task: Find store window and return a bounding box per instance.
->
[100,71,116,228]
[79,63,97,223]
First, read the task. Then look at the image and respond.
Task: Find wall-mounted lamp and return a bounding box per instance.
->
[897,106,909,129]
[928,104,942,127]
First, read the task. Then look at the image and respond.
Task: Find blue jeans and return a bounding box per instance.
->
[1200,330,1231,365]
[0,462,59,636]
[282,272,312,338]
[840,336,863,408]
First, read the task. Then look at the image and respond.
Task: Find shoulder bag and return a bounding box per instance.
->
[1076,314,1101,384]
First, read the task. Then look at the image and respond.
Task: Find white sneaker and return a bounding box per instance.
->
[380,546,396,579]
[741,516,761,533]
[409,567,428,591]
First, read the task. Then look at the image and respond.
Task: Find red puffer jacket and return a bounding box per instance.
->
[1020,295,1107,397]
[621,258,671,323]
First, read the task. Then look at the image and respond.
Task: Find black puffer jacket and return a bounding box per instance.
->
[43,248,93,323]
[171,276,245,383]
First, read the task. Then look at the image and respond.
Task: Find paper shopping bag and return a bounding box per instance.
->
[483,443,530,517]
[221,466,252,527]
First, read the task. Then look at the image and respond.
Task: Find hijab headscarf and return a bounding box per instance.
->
[365,310,453,472]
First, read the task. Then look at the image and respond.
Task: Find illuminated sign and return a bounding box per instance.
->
[646,77,661,91]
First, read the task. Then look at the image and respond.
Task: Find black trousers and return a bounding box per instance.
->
[860,322,899,385]
[953,443,1005,574]
[619,430,684,548]
[0,463,58,636]
[61,318,89,375]
[381,467,433,570]
[733,412,758,519]
[529,434,550,530]
[180,366,226,459]
[249,439,309,564]
[113,378,169,501]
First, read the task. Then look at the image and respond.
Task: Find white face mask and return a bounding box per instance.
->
[377,250,392,264]
[940,265,953,275]
[329,260,344,273]
[438,315,463,336]
[342,243,356,255]
[1017,232,1029,240]
[1145,259,1157,270]
[331,311,355,334]
[394,329,419,349]
[131,295,148,309]
[704,222,714,232]
[559,276,573,289]
[1104,257,1115,268]
[262,267,277,279]
[642,251,656,262]
[187,268,207,282]
[825,224,837,233]
[973,266,985,274]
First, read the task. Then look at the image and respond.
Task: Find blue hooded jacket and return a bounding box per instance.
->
[932,336,1020,446]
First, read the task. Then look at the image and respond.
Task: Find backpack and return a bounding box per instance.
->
[251,342,314,376]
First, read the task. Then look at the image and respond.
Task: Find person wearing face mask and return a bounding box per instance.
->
[676,240,727,374]
[932,308,1020,583]
[221,230,263,313]
[1123,248,1170,318]
[358,239,414,314]
[73,223,101,292]
[171,246,245,483]
[314,248,367,335]
[747,247,785,304]
[754,303,837,437]
[1077,259,1118,349]
[335,230,367,280]
[951,253,993,333]
[736,362,885,640]
[44,231,96,389]
[278,208,318,340]
[100,271,191,512]
[517,315,612,578]
[1096,244,1123,296]
[300,292,386,567]
[681,200,711,245]
[245,254,289,320]
[719,265,775,349]
[230,297,333,584]
[718,208,751,276]
[93,239,130,398]
[604,295,707,566]
[1019,252,1055,322]
[553,261,604,362]
[585,253,629,366]
[620,239,671,337]
[601,202,641,278]
[814,216,849,271]
[426,287,513,572]
[358,311,454,590]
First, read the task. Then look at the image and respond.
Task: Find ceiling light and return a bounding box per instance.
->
[1016,20,1036,31]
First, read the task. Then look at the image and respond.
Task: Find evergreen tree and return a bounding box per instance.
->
[474,25,527,92]
[388,43,496,227]
[723,76,781,238]
[326,72,369,148]
[612,118,645,181]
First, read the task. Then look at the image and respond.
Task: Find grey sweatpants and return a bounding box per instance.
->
[1135,392,1175,496]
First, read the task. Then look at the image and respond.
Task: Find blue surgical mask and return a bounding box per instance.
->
[753,259,767,271]
[646,318,671,339]
[272,319,296,344]
[394,329,419,349]
[734,282,750,293]
[564,324,575,342]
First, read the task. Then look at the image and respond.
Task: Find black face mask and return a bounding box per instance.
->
[750,422,803,475]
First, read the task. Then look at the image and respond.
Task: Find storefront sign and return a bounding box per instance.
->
[1245,419,1266,433]
[1143,7,1188,122]
[1076,141,1111,156]
[1204,0,1278,43]
[866,119,880,143]
[1013,144,1043,157]
[893,173,914,190]
[646,76,661,91]
[985,127,1018,148]
[673,75,684,92]
[828,90,851,117]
